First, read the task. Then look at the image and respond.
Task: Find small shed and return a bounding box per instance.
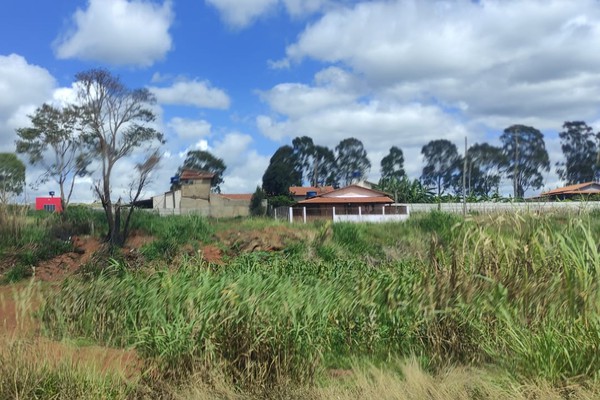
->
[36,197,62,213]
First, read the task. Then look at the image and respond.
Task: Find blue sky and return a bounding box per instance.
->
[2,0,600,201]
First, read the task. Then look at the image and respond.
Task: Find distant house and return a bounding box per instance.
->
[152,168,254,217]
[289,186,335,202]
[36,196,62,213]
[292,185,408,223]
[540,181,600,200]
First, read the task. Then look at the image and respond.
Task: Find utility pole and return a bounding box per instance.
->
[514,128,519,199]
[463,136,467,216]
[313,155,319,187]
[595,132,600,181]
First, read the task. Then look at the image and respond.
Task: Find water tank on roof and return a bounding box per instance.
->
[306,191,318,199]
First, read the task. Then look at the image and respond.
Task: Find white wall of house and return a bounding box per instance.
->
[409,201,600,214]
[334,214,409,223]
[153,190,182,210]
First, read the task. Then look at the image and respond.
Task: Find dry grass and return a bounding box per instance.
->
[174,360,600,400]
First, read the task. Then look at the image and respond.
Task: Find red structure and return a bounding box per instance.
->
[35,197,63,213]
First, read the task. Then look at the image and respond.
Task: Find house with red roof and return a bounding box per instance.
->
[539,181,600,200]
[292,185,408,223]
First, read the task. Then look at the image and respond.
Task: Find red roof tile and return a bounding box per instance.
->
[542,181,600,196]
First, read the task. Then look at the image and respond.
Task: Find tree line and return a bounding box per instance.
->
[257,122,600,204]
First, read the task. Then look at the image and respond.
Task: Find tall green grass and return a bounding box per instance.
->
[41,212,600,389]
[137,214,214,261]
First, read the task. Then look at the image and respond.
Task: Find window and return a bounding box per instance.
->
[43,204,56,212]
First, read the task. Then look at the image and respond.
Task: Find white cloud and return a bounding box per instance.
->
[149,79,231,109]
[205,0,277,28]
[212,132,269,193]
[282,0,600,128]
[55,0,173,67]
[0,54,56,153]
[167,117,212,140]
[258,67,362,117]
[258,99,470,151]
[219,149,269,193]
[212,132,254,167]
[258,66,471,150]
[205,0,330,28]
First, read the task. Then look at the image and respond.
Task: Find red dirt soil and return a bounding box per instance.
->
[200,245,224,264]
[34,235,102,281]
[33,232,156,281]
[217,226,312,254]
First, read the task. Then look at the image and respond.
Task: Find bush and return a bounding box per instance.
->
[249,186,266,216]
[1,264,32,284]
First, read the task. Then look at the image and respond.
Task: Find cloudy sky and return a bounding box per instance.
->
[2,0,600,202]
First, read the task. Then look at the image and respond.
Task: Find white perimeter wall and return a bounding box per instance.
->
[409,201,600,213]
[334,214,410,223]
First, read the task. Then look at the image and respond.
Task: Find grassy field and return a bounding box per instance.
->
[2,206,600,398]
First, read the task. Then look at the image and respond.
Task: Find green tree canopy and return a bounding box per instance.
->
[556,121,599,184]
[249,186,266,216]
[262,145,302,196]
[178,150,226,193]
[500,124,549,198]
[292,136,315,184]
[15,103,90,211]
[0,153,26,204]
[292,136,338,187]
[335,137,371,186]
[378,175,434,203]
[312,145,338,187]
[380,146,406,180]
[464,143,505,197]
[420,139,461,197]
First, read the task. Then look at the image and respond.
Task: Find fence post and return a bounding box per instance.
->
[289,207,293,223]
[303,207,307,224]
[274,208,277,219]
[332,206,336,221]
[382,205,385,215]
[358,206,362,217]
